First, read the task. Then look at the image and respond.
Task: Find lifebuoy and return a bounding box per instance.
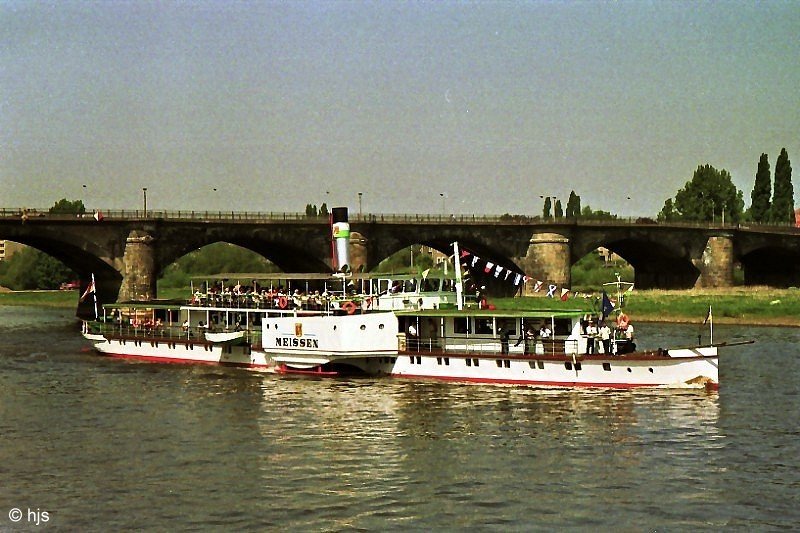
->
[278,296,288,309]
[341,301,357,315]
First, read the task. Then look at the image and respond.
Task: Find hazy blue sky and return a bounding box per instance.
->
[2,1,798,216]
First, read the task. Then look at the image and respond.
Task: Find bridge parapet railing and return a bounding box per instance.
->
[2,207,799,232]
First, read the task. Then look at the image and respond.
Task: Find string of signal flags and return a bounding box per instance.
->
[456,245,631,303]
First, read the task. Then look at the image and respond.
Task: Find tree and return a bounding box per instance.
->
[566,191,581,218]
[554,199,564,219]
[319,203,329,217]
[657,198,677,222]
[49,199,86,214]
[770,148,794,224]
[657,164,744,223]
[749,153,771,223]
[542,197,552,218]
[0,247,74,290]
[581,205,617,220]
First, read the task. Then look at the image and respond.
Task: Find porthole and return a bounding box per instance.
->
[379,324,385,330]
[648,368,654,373]
[360,325,366,330]
[627,368,632,372]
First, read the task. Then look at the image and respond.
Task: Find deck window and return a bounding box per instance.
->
[496,360,503,368]
[475,319,493,335]
[473,359,480,367]
[504,360,510,368]
[602,362,611,371]
[454,317,470,334]
[444,357,449,366]
[466,358,472,367]
[565,362,573,370]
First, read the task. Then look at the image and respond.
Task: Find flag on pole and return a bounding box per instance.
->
[80,278,96,302]
[703,305,713,325]
[601,291,615,320]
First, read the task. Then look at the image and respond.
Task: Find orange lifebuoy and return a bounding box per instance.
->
[278,296,288,309]
[341,300,357,315]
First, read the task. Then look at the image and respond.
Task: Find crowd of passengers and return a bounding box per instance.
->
[190,281,360,311]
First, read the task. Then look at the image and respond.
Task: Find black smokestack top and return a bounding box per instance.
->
[331,207,348,223]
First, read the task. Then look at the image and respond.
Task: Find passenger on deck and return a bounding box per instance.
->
[499,328,509,355]
[585,320,598,354]
[407,323,418,351]
[599,321,612,354]
[515,327,535,355]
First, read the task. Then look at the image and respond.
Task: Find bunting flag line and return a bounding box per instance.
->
[455,245,626,300]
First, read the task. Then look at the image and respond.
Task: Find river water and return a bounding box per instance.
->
[0,306,797,531]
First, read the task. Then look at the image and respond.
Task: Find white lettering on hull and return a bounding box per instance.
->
[275,337,320,349]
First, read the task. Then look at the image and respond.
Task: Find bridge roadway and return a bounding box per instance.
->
[2,207,799,316]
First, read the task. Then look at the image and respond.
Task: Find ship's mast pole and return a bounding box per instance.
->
[453,241,464,311]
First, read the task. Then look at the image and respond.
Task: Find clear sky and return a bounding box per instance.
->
[2,1,798,217]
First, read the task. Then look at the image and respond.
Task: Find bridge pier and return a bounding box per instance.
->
[696,233,734,288]
[119,230,157,301]
[519,232,571,294]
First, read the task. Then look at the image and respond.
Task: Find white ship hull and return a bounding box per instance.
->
[381,348,719,389]
[84,333,274,370]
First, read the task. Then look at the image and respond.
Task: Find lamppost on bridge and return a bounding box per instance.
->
[142,187,148,217]
[440,192,446,215]
[358,192,363,217]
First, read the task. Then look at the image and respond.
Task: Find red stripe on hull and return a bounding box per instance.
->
[96,351,270,370]
[391,373,715,389]
[276,364,338,376]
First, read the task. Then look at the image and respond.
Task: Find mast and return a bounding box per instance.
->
[453,241,464,310]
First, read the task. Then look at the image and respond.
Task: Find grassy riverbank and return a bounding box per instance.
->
[494,286,800,327]
[2,287,799,326]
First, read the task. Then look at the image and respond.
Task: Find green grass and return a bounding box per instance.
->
[0,290,80,307]
[3,286,799,326]
[491,287,800,326]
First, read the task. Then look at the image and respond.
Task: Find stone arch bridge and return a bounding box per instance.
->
[1,209,798,316]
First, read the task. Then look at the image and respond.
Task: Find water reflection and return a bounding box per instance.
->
[1,307,798,530]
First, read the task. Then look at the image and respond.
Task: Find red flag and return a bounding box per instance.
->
[80,280,95,302]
